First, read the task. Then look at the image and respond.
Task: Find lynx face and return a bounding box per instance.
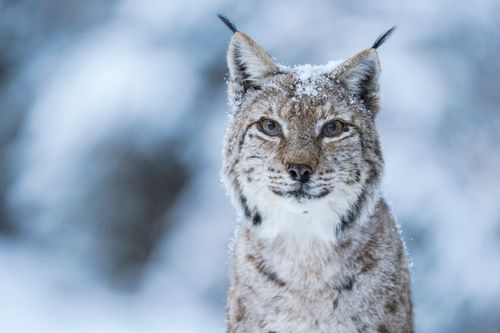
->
[223,29,386,227]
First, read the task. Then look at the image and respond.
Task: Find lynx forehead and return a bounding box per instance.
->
[219,15,413,333]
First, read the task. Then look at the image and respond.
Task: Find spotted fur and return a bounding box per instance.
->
[220,17,413,333]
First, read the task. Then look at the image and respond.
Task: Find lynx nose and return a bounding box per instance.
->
[287,163,313,183]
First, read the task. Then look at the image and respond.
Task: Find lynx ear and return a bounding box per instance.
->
[227,32,278,92]
[333,27,396,113]
[334,49,381,113]
[218,15,277,105]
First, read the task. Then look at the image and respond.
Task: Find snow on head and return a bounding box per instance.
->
[281,59,344,97]
[293,60,344,81]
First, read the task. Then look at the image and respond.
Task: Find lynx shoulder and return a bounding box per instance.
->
[218,15,413,333]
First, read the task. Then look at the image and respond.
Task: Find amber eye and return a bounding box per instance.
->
[258,118,282,137]
[322,120,345,138]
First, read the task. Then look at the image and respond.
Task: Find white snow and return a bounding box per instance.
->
[291,60,344,82]
[277,60,344,97]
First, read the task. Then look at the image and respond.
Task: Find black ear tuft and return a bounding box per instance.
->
[371,26,397,49]
[217,14,238,34]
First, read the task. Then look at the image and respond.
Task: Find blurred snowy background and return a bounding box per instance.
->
[0,0,499,332]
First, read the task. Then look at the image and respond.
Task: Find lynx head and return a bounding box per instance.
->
[220,16,394,231]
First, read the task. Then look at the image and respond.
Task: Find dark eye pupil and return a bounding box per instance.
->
[259,118,281,136]
[323,120,345,137]
[327,123,337,133]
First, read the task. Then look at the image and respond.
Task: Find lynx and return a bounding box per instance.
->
[219,15,414,333]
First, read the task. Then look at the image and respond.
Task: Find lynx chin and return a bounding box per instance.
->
[219,15,413,333]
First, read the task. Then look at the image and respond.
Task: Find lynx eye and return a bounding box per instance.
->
[322,120,346,138]
[258,118,282,137]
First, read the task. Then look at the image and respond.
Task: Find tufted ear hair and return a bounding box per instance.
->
[333,26,396,114]
[218,15,277,105]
